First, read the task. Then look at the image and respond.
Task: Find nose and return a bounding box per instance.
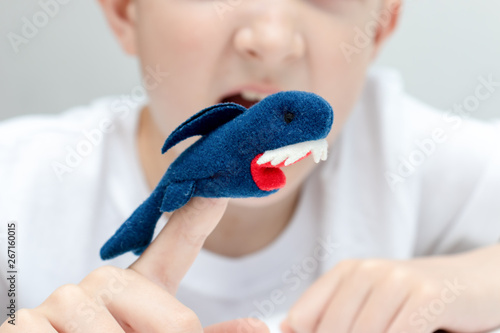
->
[234,5,305,67]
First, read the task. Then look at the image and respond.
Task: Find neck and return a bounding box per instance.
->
[204,187,301,257]
[137,106,301,258]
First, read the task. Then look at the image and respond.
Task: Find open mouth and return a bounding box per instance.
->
[251,139,329,191]
[221,91,271,109]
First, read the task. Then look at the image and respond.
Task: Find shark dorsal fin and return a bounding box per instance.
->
[161,102,247,154]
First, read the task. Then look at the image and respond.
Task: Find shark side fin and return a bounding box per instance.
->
[132,181,197,256]
[161,180,196,212]
[161,103,247,154]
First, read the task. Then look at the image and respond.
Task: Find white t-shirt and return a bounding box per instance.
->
[1,67,500,327]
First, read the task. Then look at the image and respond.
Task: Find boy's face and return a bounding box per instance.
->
[102,0,400,206]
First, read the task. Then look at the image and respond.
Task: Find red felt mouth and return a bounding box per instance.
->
[221,93,259,109]
[251,152,312,191]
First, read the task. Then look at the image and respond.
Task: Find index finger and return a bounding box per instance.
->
[128,197,229,295]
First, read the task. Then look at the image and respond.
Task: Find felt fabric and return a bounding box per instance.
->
[251,152,312,191]
[100,90,334,260]
[251,153,287,191]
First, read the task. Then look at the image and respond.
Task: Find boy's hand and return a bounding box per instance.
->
[281,245,500,333]
[1,197,269,333]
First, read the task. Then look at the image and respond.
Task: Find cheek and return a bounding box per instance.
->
[134,1,227,135]
[136,1,222,60]
[305,11,376,146]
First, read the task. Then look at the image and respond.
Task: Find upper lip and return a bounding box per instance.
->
[218,84,284,102]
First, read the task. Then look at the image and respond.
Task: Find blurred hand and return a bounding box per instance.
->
[281,245,500,333]
[1,197,269,333]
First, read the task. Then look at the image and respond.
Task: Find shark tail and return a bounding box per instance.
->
[100,187,164,260]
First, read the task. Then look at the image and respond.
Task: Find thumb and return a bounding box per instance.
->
[204,318,270,333]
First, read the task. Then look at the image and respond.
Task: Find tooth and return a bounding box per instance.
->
[284,148,308,166]
[284,157,296,166]
[241,91,259,101]
[311,149,319,163]
[255,92,269,100]
[321,146,328,161]
[285,154,300,166]
[257,152,274,165]
[271,154,288,166]
[241,91,270,102]
[258,139,329,167]
[284,155,300,166]
[309,139,328,163]
[314,147,323,163]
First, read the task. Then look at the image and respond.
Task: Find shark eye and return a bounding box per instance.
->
[284,111,295,124]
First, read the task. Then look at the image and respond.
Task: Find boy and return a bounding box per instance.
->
[1,0,500,332]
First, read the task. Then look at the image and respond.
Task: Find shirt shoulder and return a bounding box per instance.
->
[0,95,138,149]
[0,95,146,218]
[358,66,499,193]
[320,66,500,259]
[0,96,148,309]
[372,68,500,254]
[0,95,143,173]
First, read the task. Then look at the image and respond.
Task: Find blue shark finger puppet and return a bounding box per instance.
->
[100,90,334,260]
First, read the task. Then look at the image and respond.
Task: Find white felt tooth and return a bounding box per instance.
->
[284,149,307,166]
[271,153,289,166]
[321,146,328,161]
[322,140,329,161]
[311,148,321,163]
[284,155,301,166]
[310,139,328,163]
[259,145,291,165]
[257,152,275,165]
[258,139,329,166]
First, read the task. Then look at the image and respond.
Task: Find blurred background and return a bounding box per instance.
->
[1,0,499,121]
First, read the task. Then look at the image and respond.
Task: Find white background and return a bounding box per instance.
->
[1,0,500,121]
